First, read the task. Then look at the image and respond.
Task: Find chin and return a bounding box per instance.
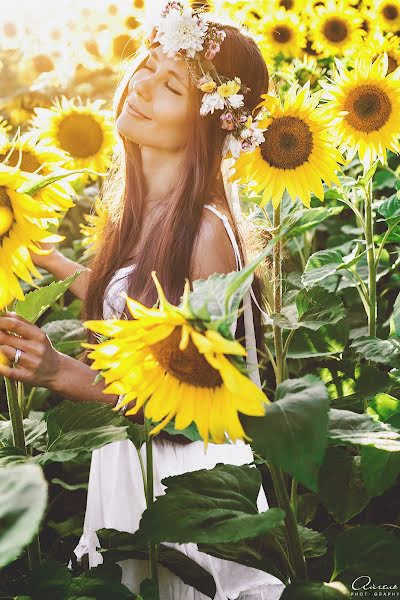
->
[116,113,146,144]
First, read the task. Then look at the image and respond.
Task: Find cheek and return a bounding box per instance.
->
[153,95,190,134]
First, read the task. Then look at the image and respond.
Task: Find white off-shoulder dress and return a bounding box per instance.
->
[74,204,285,599]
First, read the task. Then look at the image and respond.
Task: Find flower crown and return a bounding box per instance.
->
[147,2,265,159]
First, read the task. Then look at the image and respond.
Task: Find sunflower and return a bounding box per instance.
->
[0,132,75,212]
[275,0,308,13]
[0,163,66,310]
[374,0,400,32]
[360,32,400,73]
[84,273,268,449]
[31,97,116,179]
[259,10,307,59]
[80,197,108,259]
[309,0,365,58]
[230,82,343,208]
[320,53,400,166]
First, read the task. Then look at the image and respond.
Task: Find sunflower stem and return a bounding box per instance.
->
[145,418,159,592]
[5,377,41,570]
[269,204,307,582]
[363,177,377,337]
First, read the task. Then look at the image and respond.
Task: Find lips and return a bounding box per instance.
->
[126,99,150,119]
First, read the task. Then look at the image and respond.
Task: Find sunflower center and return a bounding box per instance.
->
[151,327,223,388]
[323,17,348,43]
[344,84,392,132]
[272,26,292,44]
[33,54,54,74]
[261,116,313,170]
[280,0,294,8]
[57,113,104,158]
[0,149,42,173]
[0,187,14,238]
[383,4,399,20]
[113,34,139,60]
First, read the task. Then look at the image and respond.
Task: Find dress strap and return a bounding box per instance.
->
[203,203,262,389]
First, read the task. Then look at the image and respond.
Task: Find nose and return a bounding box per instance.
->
[131,72,153,102]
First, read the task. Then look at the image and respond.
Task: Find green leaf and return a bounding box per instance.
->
[197,534,289,584]
[281,206,343,240]
[137,464,285,544]
[297,525,327,558]
[97,529,217,598]
[15,272,82,324]
[0,446,29,467]
[188,238,277,325]
[318,447,369,523]
[0,464,47,568]
[243,376,330,492]
[332,526,400,584]
[328,408,400,451]
[42,319,86,356]
[358,161,378,187]
[350,336,400,368]
[295,287,346,330]
[16,169,104,196]
[163,421,202,442]
[280,581,350,599]
[69,564,133,600]
[377,194,400,223]
[286,323,349,358]
[360,445,400,497]
[302,249,344,288]
[367,393,400,422]
[35,400,138,464]
[0,418,47,451]
[25,560,71,600]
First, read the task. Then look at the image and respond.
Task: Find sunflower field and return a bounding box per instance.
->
[1,0,400,598]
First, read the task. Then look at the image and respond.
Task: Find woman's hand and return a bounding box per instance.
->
[0,312,63,388]
[29,242,57,270]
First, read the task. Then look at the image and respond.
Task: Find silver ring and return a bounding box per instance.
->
[13,348,22,368]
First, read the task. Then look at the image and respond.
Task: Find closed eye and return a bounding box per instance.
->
[165,82,182,96]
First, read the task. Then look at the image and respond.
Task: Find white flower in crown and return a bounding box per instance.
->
[223,134,243,159]
[200,92,225,116]
[154,4,208,59]
[228,94,244,109]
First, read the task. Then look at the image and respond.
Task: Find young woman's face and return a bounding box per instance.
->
[116,45,192,152]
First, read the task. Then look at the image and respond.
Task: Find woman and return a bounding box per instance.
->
[0,4,284,598]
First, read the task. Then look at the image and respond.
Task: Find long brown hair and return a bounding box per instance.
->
[83,23,270,352]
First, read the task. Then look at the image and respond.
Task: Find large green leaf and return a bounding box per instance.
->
[350,336,400,368]
[0,418,47,451]
[35,400,144,464]
[360,445,400,497]
[196,534,289,584]
[97,528,217,599]
[285,323,349,358]
[328,408,400,451]
[332,526,400,584]
[244,376,329,491]
[41,319,86,356]
[318,447,369,523]
[0,446,29,467]
[0,464,47,568]
[281,206,343,240]
[15,272,82,323]
[280,582,350,599]
[295,287,345,330]
[137,464,285,544]
[302,249,344,288]
[188,237,277,325]
[377,193,400,223]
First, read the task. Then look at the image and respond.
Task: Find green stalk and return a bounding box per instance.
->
[363,177,377,337]
[268,203,307,581]
[145,418,159,591]
[5,377,41,570]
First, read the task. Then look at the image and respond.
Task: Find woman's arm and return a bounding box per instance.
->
[31,245,90,300]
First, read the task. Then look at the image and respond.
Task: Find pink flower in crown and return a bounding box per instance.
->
[205,40,221,61]
[220,112,235,130]
[161,1,183,17]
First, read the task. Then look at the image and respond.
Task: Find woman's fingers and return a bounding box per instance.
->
[0,313,47,343]
[0,331,35,353]
[0,359,30,383]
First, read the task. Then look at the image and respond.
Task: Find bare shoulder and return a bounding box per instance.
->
[190,204,237,281]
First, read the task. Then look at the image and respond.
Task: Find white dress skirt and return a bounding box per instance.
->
[74,204,286,599]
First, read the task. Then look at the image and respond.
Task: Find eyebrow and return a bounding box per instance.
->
[149,50,189,89]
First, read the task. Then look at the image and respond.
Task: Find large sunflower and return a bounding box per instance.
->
[309,0,365,58]
[84,273,268,449]
[230,83,343,208]
[320,53,400,166]
[0,163,66,310]
[374,0,400,32]
[259,10,307,59]
[31,97,116,178]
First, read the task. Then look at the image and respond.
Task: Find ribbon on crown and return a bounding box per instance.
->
[146,1,266,159]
